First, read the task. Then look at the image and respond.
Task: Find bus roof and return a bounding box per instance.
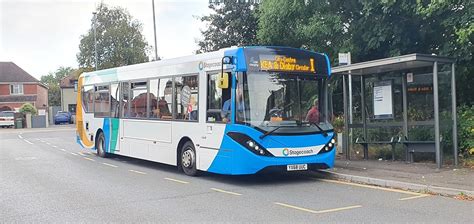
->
[80,46,331,86]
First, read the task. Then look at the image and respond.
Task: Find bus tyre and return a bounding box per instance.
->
[96,132,107,158]
[180,141,198,176]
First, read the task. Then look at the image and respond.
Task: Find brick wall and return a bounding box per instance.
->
[24,84,37,94]
[0,84,10,95]
[0,102,31,111]
[35,85,48,109]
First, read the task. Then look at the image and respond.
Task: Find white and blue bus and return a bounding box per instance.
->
[76,46,335,176]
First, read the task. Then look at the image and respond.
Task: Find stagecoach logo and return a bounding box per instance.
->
[282,148,289,156]
[281,148,315,157]
[198,61,221,71]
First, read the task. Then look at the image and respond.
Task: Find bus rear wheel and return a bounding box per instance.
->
[96,132,107,158]
[180,141,198,176]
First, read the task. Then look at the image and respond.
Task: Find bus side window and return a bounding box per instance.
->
[94,85,110,117]
[130,81,148,118]
[121,82,130,118]
[206,73,230,123]
[174,75,198,121]
[110,83,120,118]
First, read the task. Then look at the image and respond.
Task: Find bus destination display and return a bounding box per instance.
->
[258,54,316,73]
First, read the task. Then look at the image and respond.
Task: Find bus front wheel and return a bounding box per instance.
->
[96,132,107,158]
[180,141,198,176]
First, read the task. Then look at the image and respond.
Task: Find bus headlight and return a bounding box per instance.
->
[318,136,336,154]
[247,141,255,148]
[228,132,272,157]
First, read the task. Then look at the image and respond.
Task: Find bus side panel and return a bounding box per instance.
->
[119,119,175,165]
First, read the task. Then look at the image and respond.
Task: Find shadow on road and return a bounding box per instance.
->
[107,154,323,186]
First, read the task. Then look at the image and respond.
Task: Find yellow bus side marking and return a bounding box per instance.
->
[211,188,242,196]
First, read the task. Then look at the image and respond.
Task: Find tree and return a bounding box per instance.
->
[257,0,348,59]
[19,103,37,115]
[77,3,150,70]
[41,67,74,106]
[197,1,259,53]
[257,0,473,106]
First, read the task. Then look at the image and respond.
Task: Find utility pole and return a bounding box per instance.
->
[152,0,158,61]
[93,12,98,70]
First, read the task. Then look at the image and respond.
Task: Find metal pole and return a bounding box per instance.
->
[348,52,352,124]
[451,63,458,166]
[433,62,441,168]
[361,76,367,141]
[152,0,159,61]
[93,12,98,71]
[347,53,353,158]
[402,73,409,162]
[343,75,350,160]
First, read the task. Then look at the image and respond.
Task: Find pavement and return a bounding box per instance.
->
[317,159,474,197]
[1,126,473,222]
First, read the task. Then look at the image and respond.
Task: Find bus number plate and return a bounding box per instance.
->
[287,164,308,171]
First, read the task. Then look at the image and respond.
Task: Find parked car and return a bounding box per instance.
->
[0,111,15,128]
[54,111,72,124]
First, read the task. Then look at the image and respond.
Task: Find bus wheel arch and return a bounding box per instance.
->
[95,129,107,158]
[177,137,198,176]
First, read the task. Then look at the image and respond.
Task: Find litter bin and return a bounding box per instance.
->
[15,118,23,129]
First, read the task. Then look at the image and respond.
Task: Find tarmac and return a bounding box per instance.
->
[3,125,474,197]
[315,159,474,197]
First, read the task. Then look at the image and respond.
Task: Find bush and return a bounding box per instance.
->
[19,103,37,115]
[458,105,474,157]
[332,115,344,133]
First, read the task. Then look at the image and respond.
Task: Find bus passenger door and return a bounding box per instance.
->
[198,72,231,171]
[109,83,120,153]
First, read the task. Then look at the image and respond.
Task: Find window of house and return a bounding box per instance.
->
[82,85,94,113]
[10,84,23,95]
[94,85,110,117]
[74,81,78,92]
[174,75,198,121]
[129,81,148,118]
[68,104,77,114]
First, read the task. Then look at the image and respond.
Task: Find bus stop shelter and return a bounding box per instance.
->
[332,54,457,168]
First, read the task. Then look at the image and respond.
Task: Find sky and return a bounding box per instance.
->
[0,0,210,79]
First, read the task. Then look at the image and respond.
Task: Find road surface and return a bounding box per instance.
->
[1,127,472,223]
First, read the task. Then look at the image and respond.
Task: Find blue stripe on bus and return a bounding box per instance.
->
[324,53,331,76]
[102,118,111,153]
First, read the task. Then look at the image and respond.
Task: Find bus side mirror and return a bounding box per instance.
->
[217,73,229,89]
[219,56,232,89]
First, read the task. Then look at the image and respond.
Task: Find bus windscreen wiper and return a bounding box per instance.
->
[259,126,282,139]
[302,121,328,137]
[259,125,295,139]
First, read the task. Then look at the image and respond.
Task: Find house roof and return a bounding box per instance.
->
[60,73,78,88]
[0,62,39,83]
